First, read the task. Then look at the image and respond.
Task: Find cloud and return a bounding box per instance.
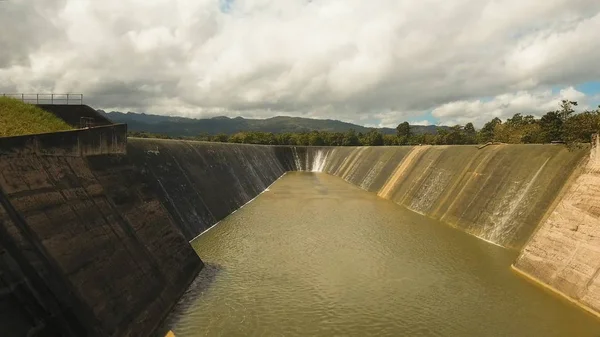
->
[431,87,590,126]
[0,0,599,127]
[409,120,432,126]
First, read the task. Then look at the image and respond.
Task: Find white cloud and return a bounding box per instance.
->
[409,120,432,126]
[0,0,599,127]
[431,86,589,126]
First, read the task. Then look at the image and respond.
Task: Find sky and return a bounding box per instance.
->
[1,0,599,127]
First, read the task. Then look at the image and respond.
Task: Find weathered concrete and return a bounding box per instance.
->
[2,132,599,335]
[0,130,202,336]
[0,137,300,336]
[0,124,127,157]
[515,135,600,314]
[126,139,296,239]
[293,145,587,249]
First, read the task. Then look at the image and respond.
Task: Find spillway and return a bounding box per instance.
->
[159,173,600,337]
[2,127,600,336]
[291,144,587,249]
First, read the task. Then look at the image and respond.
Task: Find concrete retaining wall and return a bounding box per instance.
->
[0,130,202,336]
[514,135,600,314]
[0,136,297,336]
[126,139,296,239]
[0,124,127,157]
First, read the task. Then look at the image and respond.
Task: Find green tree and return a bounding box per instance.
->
[342,129,360,146]
[464,122,475,135]
[559,100,578,121]
[539,111,563,142]
[444,125,465,144]
[434,127,449,145]
[213,133,229,142]
[396,121,411,145]
[464,122,476,144]
[563,110,600,143]
[494,113,541,144]
[361,129,384,146]
[309,131,325,146]
[383,134,399,146]
[478,117,502,143]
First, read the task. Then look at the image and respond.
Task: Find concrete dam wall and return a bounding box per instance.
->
[2,129,600,336]
[0,135,297,336]
[126,138,296,239]
[515,135,600,315]
[293,145,587,249]
[0,129,203,336]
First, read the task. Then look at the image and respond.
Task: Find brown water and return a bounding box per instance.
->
[161,172,600,337]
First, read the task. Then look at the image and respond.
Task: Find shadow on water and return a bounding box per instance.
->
[154,263,224,337]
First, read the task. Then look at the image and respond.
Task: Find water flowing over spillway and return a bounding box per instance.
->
[292,146,303,171]
[291,145,586,248]
[3,127,599,337]
[310,149,329,172]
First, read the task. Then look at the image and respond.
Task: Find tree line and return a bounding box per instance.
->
[128,100,600,146]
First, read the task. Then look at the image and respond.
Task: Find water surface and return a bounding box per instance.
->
[161,172,600,336]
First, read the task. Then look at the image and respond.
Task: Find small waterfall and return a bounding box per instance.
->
[311,149,330,172]
[292,147,302,171]
[409,170,451,214]
[360,160,386,190]
[481,157,550,245]
[306,149,310,172]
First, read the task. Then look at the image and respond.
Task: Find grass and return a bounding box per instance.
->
[0,97,73,137]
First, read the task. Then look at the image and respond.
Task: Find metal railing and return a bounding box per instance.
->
[1,93,84,105]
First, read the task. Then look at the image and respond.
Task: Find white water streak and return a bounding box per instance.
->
[311,149,330,172]
[292,147,302,171]
[360,160,385,191]
[482,158,550,245]
[305,148,310,171]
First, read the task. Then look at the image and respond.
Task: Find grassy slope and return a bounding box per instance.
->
[0,97,73,137]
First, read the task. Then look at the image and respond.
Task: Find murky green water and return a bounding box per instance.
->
[161,172,600,337]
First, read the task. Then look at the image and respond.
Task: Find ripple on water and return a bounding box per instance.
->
[160,173,600,337]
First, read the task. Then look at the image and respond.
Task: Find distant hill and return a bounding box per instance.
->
[99,110,444,136]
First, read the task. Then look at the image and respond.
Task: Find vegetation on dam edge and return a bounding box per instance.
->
[0,97,73,137]
[129,100,600,147]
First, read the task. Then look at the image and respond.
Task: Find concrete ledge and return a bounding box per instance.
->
[0,124,127,157]
[511,265,600,319]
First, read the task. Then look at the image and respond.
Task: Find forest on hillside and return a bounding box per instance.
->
[128,100,600,146]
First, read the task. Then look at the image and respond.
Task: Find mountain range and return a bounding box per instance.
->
[99,110,443,137]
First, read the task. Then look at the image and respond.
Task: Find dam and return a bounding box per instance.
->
[1,120,600,336]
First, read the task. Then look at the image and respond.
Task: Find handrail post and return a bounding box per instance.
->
[21,93,24,102]
[36,94,39,104]
[67,94,69,105]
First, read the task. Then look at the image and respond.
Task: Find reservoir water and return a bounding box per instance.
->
[161,172,600,336]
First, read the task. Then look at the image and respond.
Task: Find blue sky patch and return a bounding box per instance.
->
[576,81,600,96]
[219,0,235,13]
[408,111,438,126]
